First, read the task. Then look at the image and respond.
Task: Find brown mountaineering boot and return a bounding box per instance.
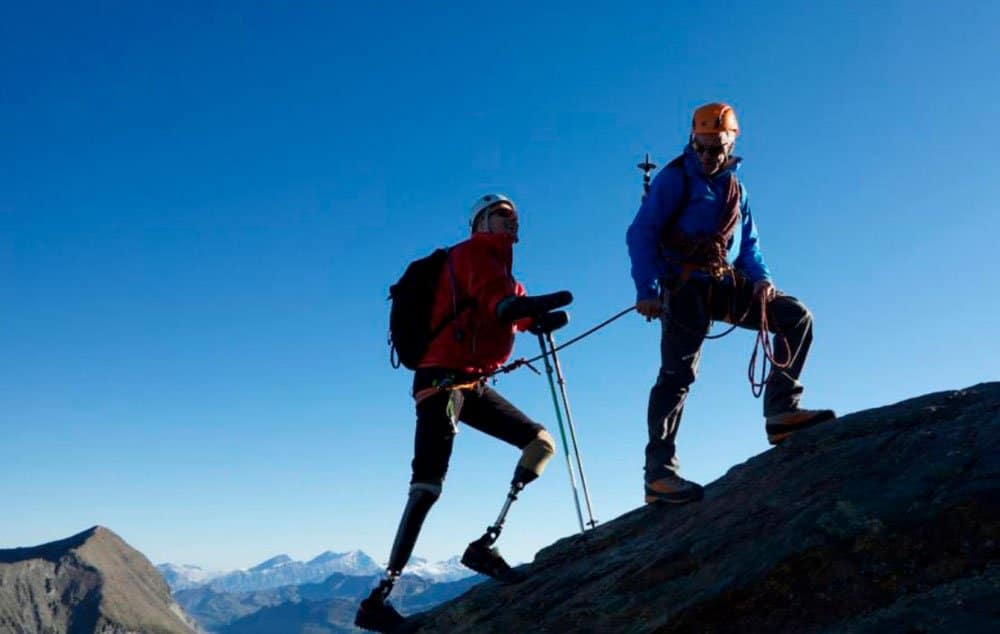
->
[644,473,705,504]
[766,408,836,445]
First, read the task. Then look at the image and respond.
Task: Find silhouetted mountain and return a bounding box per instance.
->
[401,383,999,632]
[0,526,199,633]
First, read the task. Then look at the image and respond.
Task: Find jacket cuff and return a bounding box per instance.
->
[636,286,659,302]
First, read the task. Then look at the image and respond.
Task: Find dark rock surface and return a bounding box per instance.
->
[405,383,1000,633]
[0,526,198,634]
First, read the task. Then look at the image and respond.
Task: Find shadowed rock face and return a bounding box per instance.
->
[0,526,199,634]
[406,383,1000,633]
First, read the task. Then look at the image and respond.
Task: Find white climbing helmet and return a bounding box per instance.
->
[469,193,515,230]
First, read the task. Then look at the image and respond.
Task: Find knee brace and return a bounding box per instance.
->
[387,483,441,574]
[512,429,556,486]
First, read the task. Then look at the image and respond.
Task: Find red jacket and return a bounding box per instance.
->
[419,232,528,374]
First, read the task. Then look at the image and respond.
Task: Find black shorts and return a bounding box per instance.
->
[410,368,545,486]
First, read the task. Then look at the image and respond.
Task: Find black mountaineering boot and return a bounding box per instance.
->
[461,537,527,584]
[355,596,404,633]
[355,580,405,633]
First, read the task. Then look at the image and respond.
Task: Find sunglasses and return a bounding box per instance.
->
[691,140,731,157]
[490,207,516,218]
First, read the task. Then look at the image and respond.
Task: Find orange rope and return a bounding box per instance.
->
[748,297,792,398]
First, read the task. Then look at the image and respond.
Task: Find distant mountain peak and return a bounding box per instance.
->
[0,526,198,633]
[0,525,107,565]
[250,554,293,571]
[307,549,344,564]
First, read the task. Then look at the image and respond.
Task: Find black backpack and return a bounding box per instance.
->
[388,248,473,370]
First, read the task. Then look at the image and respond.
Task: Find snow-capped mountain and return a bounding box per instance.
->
[403,555,471,583]
[209,550,380,593]
[248,554,294,571]
[156,563,226,591]
[158,549,474,593]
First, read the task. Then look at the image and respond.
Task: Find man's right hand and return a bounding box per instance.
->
[636,298,663,321]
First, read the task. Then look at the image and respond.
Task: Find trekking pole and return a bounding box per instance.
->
[638,153,657,201]
[537,333,586,534]
[545,331,598,529]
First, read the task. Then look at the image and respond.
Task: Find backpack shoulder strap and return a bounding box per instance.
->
[429,247,474,344]
[661,154,689,233]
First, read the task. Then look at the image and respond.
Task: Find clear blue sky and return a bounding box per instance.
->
[3,1,997,571]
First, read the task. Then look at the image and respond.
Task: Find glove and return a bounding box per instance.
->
[529,310,569,335]
[496,291,573,322]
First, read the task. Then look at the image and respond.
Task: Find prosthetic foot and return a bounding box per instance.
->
[461,533,526,584]
[355,576,404,633]
[460,464,543,584]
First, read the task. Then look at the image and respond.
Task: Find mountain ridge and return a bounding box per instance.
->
[158,550,472,594]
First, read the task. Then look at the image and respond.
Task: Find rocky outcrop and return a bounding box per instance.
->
[0,526,198,634]
[406,383,1000,633]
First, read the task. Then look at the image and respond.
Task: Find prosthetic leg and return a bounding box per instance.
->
[461,431,555,583]
[355,483,441,632]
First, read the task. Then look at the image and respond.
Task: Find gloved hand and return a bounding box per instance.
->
[529,310,568,335]
[496,291,573,322]
[635,298,663,321]
[753,280,777,302]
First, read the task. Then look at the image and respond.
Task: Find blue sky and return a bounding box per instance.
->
[2,1,997,571]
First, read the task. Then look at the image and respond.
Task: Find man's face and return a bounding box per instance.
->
[691,133,734,176]
[478,202,519,242]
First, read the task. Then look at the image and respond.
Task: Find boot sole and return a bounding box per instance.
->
[644,487,704,505]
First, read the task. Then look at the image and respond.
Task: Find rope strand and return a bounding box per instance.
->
[488,295,790,402]
[491,306,636,377]
[748,296,792,398]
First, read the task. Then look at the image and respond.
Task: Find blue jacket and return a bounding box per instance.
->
[626,146,771,302]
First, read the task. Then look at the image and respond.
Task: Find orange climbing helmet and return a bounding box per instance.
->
[691,102,740,137]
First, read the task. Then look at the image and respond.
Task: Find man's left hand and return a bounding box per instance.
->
[754,280,776,302]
